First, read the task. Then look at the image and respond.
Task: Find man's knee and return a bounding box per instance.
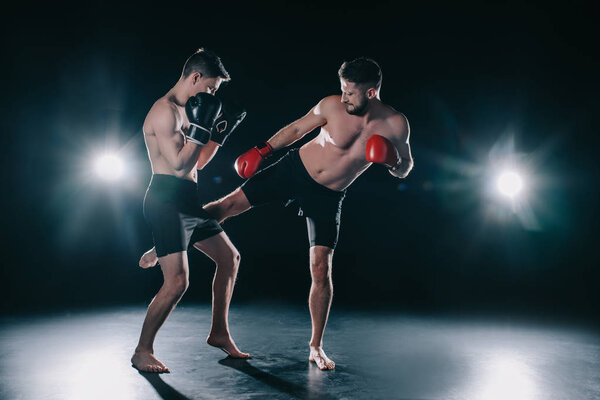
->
[229,249,241,271]
[310,259,332,286]
[206,192,238,221]
[223,188,251,214]
[310,246,333,284]
[216,248,241,272]
[224,189,246,211]
[165,273,189,299]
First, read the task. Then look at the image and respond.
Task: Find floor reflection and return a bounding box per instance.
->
[0,305,597,400]
[471,352,538,400]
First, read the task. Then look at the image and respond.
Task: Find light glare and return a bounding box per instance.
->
[497,171,523,198]
[95,154,124,181]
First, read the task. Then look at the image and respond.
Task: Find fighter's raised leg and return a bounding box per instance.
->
[138,188,252,268]
[203,187,252,224]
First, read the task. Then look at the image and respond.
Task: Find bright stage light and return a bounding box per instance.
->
[496,171,523,198]
[94,154,124,181]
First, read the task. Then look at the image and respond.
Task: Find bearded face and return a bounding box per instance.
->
[343,94,369,115]
[340,79,371,116]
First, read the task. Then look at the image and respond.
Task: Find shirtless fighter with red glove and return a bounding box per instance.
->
[140,57,414,370]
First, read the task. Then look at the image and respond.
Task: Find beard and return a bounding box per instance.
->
[344,98,369,115]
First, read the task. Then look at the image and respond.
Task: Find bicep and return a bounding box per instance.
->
[290,101,328,134]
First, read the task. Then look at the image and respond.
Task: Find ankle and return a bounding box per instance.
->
[209,324,230,336]
[134,346,153,354]
[208,330,230,339]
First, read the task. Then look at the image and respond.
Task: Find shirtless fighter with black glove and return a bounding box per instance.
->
[132,49,249,374]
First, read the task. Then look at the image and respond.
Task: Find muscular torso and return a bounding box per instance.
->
[143,96,197,182]
[300,99,400,191]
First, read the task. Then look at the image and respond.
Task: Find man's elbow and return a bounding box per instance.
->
[391,159,414,179]
[172,160,190,177]
[173,168,188,179]
[196,159,209,171]
[287,125,303,140]
[403,160,415,178]
[171,158,183,171]
[405,160,415,176]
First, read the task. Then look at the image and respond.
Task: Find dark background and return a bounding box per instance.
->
[1,1,598,319]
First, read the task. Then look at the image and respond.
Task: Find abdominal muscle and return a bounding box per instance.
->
[299,133,371,192]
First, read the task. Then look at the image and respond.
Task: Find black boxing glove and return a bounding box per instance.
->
[185,93,222,145]
[211,102,247,146]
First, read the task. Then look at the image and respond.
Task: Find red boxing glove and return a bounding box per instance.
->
[234,142,273,178]
[366,134,401,170]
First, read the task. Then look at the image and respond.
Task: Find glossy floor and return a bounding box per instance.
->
[1,304,598,399]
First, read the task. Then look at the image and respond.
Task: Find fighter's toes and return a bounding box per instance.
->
[318,359,329,370]
[207,334,250,359]
[131,352,169,373]
[230,349,251,359]
[324,359,335,370]
[310,356,325,370]
[309,347,335,370]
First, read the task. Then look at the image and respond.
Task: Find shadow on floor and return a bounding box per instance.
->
[138,370,194,400]
[219,357,339,400]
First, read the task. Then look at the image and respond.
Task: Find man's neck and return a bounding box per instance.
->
[361,99,381,122]
[168,79,189,107]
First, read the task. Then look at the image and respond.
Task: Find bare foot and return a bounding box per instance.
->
[207,332,250,359]
[139,247,158,269]
[309,346,335,370]
[131,351,170,373]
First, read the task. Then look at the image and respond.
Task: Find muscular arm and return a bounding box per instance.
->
[388,114,414,179]
[197,141,220,170]
[266,97,333,150]
[153,102,204,175]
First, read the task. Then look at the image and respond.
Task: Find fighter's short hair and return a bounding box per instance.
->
[338,57,382,89]
[182,48,231,81]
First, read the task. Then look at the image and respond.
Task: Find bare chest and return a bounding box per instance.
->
[318,117,389,154]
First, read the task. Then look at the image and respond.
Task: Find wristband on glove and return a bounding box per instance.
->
[256,142,273,158]
[186,124,212,145]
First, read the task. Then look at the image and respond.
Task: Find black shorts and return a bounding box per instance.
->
[241,149,346,249]
[143,174,223,258]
